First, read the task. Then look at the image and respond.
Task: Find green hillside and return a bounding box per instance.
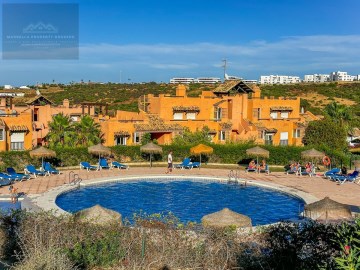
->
[11,82,360,118]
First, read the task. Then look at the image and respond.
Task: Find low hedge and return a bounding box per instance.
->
[0,144,352,172]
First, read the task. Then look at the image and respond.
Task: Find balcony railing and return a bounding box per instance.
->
[265,140,273,145]
[280,140,288,146]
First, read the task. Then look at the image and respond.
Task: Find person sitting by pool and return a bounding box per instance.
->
[305,162,312,173]
[248,160,256,169]
[287,161,300,175]
[341,166,348,175]
[259,159,266,171]
[9,185,18,204]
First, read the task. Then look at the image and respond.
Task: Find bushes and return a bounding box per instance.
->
[3,210,359,269]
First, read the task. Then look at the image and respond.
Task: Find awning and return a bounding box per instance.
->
[114,131,130,137]
[172,106,200,112]
[9,125,29,132]
[270,106,293,111]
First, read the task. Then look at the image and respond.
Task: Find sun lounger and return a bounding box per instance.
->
[245,166,257,173]
[6,167,31,180]
[0,172,21,182]
[190,162,201,169]
[174,158,191,169]
[259,164,270,175]
[99,158,110,170]
[43,162,61,175]
[0,178,12,186]
[80,162,98,171]
[324,168,340,179]
[111,161,129,170]
[335,171,359,184]
[25,165,46,178]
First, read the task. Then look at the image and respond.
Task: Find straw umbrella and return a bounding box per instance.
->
[304,197,352,223]
[140,142,163,167]
[29,146,56,167]
[190,144,213,167]
[301,148,325,166]
[201,208,252,228]
[88,143,112,165]
[246,146,269,169]
[73,204,122,225]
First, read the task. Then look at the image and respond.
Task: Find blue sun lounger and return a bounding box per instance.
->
[80,162,98,171]
[111,161,129,170]
[25,165,46,178]
[99,158,111,170]
[174,158,191,169]
[6,167,31,180]
[43,162,61,175]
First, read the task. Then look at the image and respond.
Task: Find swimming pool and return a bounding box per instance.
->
[0,201,21,214]
[56,179,304,226]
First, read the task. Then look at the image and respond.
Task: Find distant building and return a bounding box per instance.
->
[260,75,301,84]
[304,74,330,83]
[329,71,355,82]
[242,79,258,84]
[4,85,14,89]
[170,78,195,84]
[19,86,30,89]
[194,77,221,84]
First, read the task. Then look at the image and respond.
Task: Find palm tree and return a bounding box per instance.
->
[73,115,102,147]
[47,113,74,148]
[325,101,353,132]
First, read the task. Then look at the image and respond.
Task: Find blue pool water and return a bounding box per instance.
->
[0,201,21,214]
[56,179,304,225]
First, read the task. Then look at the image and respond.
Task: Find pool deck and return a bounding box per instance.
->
[1,167,360,210]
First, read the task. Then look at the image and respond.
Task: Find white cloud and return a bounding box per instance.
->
[1,35,360,84]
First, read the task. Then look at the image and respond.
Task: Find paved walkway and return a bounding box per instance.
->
[1,167,360,208]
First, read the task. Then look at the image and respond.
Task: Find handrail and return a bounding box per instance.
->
[68,171,82,185]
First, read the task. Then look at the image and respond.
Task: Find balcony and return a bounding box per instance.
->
[265,140,273,145]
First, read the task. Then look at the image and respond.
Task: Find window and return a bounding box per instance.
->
[219,130,226,141]
[115,136,127,146]
[133,132,140,144]
[293,129,301,138]
[265,134,273,145]
[173,112,183,120]
[70,116,79,122]
[280,112,289,118]
[10,132,25,150]
[186,112,196,120]
[0,128,4,141]
[214,108,222,120]
[252,108,261,119]
[280,132,288,146]
[270,112,277,119]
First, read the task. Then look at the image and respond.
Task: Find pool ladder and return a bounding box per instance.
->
[68,171,82,186]
[228,169,247,186]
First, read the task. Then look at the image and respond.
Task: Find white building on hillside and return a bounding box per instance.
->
[260,75,301,84]
[4,85,14,89]
[170,78,195,84]
[304,74,330,83]
[329,71,355,82]
[194,77,221,84]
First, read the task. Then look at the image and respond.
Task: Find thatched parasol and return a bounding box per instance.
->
[73,204,122,225]
[246,146,269,168]
[190,144,213,166]
[140,142,163,167]
[304,197,352,222]
[29,146,56,167]
[88,143,111,165]
[201,208,252,228]
[301,148,325,160]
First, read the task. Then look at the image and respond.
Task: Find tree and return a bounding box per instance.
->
[172,127,212,146]
[325,102,354,132]
[47,113,74,148]
[302,118,347,151]
[73,115,102,147]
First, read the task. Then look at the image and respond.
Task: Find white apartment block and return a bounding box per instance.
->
[260,75,301,84]
[304,74,330,83]
[169,78,195,84]
[194,77,221,84]
[170,77,221,84]
[329,71,355,82]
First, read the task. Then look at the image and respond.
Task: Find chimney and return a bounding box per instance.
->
[252,85,261,98]
[63,99,70,108]
[175,84,187,97]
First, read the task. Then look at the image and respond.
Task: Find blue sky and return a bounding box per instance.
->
[1,0,360,85]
